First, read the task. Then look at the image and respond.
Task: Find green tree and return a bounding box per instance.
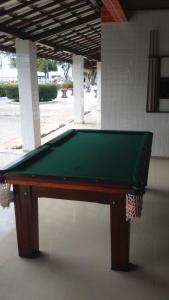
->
[9,56,16,68]
[37,58,58,81]
[9,56,59,81]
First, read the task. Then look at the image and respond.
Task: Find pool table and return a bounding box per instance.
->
[0,129,153,270]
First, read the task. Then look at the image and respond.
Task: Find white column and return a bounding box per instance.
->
[97,61,101,111]
[16,39,41,151]
[72,54,84,123]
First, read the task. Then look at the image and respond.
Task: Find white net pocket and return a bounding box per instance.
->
[126,193,143,221]
[0,183,12,208]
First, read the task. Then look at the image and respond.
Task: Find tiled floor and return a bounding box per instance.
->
[0,109,101,169]
[0,113,169,300]
[0,90,97,149]
[0,158,169,300]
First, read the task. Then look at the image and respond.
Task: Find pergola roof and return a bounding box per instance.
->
[0,0,169,66]
[0,0,101,67]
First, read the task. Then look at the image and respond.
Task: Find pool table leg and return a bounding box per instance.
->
[110,194,130,270]
[13,185,39,258]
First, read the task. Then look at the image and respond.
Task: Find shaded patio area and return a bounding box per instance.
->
[0,157,169,300]
[0,1,169,299]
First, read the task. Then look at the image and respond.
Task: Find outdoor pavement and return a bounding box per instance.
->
[0,88,101,168]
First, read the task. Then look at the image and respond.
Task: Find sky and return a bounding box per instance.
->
[0,56,17,78]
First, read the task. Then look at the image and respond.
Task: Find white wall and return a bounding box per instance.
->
[101,11,169,157]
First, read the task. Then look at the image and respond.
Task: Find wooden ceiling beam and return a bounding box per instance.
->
[88,0,100,12]
[0,24,28,39]
[23,1,98,38]
[15,2,88,31]
[0,0,15,5]
[0,44,15,53]
[49,25,100,48]
[83,47,100,55]
[101,0,128,22]
[38,52,71,63]
[0,0,40,17]
[22,7,93,36]
[31,13,100,41]
[39,39,98,61]
[0,0,101,63]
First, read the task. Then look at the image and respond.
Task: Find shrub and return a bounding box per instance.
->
[61,80,73,90]
[56,83,62,90]
[0,84,6,97]
[4,84,58,102]
[39,84,57,102]
[5,84,19,101]
[67,80,73,89]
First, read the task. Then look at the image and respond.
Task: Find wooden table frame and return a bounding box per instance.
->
[8,175,131,271]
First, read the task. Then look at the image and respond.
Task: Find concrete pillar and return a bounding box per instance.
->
[97,61,101,111]
[16,38,41,151]
[72,54,84,123]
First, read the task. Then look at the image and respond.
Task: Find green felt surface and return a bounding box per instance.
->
[6,130,152,186]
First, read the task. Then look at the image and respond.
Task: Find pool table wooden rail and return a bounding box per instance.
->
[4,173,132,195]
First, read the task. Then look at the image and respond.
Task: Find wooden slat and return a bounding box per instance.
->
[31,13,100,41]
[0,0,101,66]
[146,30,160,112]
